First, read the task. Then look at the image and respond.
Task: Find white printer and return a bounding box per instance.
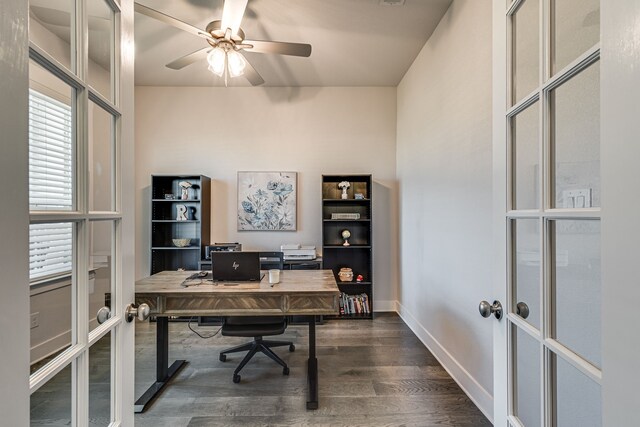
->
[281,244,317,261]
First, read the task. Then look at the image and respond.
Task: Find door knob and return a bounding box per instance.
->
[516,302,530,319]
[479,300,503,320]
[96,306,111,324]
[125,303,150,323]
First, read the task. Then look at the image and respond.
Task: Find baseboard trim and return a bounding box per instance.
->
[30,329,71,365]
[373,300,397,312]
[396,301,494,423]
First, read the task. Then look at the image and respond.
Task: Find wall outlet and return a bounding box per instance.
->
[30,312,39,329]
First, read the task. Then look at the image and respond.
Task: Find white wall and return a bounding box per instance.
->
[396,0,494,419]
[135,86,399,308]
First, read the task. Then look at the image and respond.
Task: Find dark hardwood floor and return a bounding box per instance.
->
[134,313,492,427]
[30,313,491,426]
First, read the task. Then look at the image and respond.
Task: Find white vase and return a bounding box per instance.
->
[341,188,348,199]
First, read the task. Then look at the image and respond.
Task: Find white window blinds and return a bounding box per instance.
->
[29,89,74,280]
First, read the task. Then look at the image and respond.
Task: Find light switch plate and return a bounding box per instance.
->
[562,189,592,208]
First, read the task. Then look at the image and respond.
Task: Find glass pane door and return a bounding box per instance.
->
[506,0,601,425]
[28,0,124,425]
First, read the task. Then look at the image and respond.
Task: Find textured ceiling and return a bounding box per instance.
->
[134,0,452,87]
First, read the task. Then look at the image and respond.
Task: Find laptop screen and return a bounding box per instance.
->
[211,251,264,282]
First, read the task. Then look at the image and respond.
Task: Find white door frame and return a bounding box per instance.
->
[0,0,135,425]
[0,0,31,424]
[117,1,136,424]
[492,0,509,424]
[600,1,640,425]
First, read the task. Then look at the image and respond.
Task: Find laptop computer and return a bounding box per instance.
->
[211,251,265,282]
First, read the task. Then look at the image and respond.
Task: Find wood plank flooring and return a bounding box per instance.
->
[134,313,491,427]
[30,313,491,426]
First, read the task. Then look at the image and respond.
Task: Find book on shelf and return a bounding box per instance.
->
[339,292,370,315]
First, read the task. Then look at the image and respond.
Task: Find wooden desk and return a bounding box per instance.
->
[135,269,340,412]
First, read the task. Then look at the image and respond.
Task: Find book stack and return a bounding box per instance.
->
[339,292,370,315]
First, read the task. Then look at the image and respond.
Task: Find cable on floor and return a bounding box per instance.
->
[187,316,222,339]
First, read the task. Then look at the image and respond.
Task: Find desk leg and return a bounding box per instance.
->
[306,315,319,410]
[134,317,187,413]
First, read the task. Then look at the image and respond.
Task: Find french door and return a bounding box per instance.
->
[492,0,603,426]
[493,0,640,425]
[0,0,135,425]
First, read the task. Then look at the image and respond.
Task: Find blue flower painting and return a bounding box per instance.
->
[237,172,297,231]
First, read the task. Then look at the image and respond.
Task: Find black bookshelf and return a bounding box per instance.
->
[321,174,373,319]
[150,174,210,274]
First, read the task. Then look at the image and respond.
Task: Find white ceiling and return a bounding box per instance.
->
[134,0,452,87]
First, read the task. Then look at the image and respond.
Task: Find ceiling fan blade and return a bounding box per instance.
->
[243,57,265,86]
[220,0,248,39]
[243,40,312,57]
[166,47,211,70]
[134,2,211,41]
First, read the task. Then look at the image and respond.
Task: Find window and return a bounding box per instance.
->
[29,89,73,280]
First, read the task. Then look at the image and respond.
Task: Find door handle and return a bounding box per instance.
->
[96,306,112,324]
[479,300,503,320]
[516,302,530,319]
[125,303,150,323]
[98,304,151,324]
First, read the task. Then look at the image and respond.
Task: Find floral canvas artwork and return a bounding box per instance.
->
[237,172,297,231]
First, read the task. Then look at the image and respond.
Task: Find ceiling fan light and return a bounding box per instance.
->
[207,47,226,76]
[227,50,247,77]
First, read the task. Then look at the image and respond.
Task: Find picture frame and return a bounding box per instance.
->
[237,171,297,231]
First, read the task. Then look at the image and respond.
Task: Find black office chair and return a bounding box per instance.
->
[218,251,295,383]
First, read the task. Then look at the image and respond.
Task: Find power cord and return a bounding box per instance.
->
[187,316,222,339]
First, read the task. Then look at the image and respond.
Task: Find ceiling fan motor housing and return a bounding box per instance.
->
[206,20,245,44]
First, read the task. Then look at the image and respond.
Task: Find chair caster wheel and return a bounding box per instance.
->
[283,367,290,375]
[233,374,241,383]
[289,344,295,352]
[219,354,227,362]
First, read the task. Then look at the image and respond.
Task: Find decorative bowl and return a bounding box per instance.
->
[338,267,353,282]
[172,238,191,247]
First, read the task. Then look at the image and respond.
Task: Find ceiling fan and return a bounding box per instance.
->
[135,0,312,86]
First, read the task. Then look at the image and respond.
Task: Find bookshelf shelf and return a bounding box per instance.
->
[322,174,373,319]
[322,245,372,249]
[150,174,210,274]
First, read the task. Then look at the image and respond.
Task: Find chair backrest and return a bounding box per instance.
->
[259,251,284,270]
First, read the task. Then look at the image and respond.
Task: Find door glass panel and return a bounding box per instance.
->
[511,102,539,210]
[30,363,72,425]
[29,60,75,212]
[89,221,114,332]
[552,0,600,74]
[88,0,114,100]
[89,332,112,425]
[551,62,600,209]
[553,353,602,427]
[89,101,114,212]
[513,219,540,329]
[29,0,74,71]
[513,327,541,427]
[512,0,539,105]
[29,222,75,371]
[552,220,601,368]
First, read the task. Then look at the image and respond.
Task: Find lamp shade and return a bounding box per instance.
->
[227,50,247,77]
[207,47,226,77]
